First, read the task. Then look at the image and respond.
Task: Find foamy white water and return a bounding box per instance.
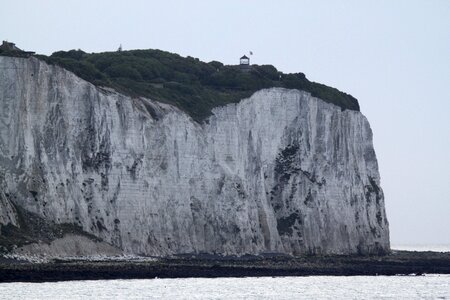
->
[0,275,449,299]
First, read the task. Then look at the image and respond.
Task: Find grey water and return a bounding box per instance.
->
[0,275,449,299]
[392,244,450,252]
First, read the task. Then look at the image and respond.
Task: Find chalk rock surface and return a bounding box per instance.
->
[0,56,389,256]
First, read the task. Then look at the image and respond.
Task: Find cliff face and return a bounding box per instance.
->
[0,56,389,256]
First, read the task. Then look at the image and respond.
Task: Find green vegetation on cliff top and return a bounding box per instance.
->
[1,48,359,121]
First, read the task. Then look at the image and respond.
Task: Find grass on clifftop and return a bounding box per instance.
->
[3,48,359,121]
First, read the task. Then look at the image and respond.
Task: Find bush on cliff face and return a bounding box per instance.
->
[30,49,359,121]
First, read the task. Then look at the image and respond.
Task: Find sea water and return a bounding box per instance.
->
[0,275,449,299]
[392,244,450,252]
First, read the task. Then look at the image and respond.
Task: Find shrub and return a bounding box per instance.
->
[17,48,359,121]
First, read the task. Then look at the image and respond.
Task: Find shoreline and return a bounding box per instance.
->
[1,250,449,283]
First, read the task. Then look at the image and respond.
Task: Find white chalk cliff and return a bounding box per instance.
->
[0,56,389,256]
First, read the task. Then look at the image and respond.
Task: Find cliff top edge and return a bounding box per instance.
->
[0,47,359,122]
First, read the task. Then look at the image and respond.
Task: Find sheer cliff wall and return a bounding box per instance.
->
[0,56,389,255]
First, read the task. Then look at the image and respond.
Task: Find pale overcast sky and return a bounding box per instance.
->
[1,0,449,245]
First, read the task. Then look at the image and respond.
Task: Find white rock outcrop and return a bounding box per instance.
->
[0,56,389,256]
